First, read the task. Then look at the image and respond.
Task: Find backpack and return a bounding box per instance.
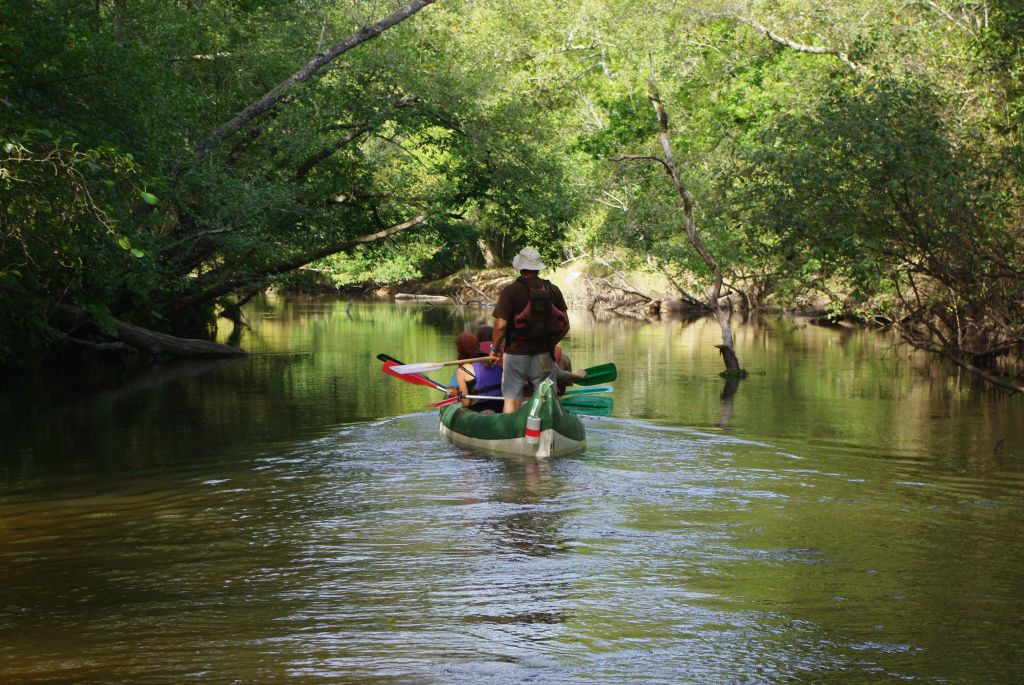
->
[511,277,568,346]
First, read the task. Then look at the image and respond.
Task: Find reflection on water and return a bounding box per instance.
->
[1,297,1023,683]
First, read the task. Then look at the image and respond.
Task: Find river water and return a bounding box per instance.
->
[2,296,1023,683]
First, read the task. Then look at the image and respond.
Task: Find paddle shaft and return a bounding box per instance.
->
[431,393,612,409]
[390,355,495,375]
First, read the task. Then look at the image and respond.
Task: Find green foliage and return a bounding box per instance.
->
[1,0,1021,383]
[738,79,959,283]
[318,235,445,286]
[0,0,581,364]
[0,124,158,357]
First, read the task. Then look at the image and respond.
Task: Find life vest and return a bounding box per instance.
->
[469,360,503,397]
[511,277,568,347]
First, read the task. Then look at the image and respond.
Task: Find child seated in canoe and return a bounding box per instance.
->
[449,331,504,413]
[553,346,587,395]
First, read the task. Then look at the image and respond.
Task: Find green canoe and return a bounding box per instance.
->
[438,379,585,457]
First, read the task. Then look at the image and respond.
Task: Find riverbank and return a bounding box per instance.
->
[370,262,686,317]
[369,261,838,323]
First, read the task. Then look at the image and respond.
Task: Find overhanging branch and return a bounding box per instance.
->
[163,214,428,312]
[182,0,437,171]
[702,11,859,70]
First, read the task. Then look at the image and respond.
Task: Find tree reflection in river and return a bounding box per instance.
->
[1,297,1024,683]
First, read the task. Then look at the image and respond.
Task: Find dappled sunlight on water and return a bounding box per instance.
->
[2,300,1023,683]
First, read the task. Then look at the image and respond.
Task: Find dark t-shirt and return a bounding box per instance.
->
[492,276,569,355]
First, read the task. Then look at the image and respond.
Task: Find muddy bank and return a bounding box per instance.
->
[292,262,838,324]
[386,263,724,320]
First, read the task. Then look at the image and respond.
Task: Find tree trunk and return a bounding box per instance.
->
[477,238,502,268]
[619,80,743,375]
[52,304,246,358]
[716,343,741,373]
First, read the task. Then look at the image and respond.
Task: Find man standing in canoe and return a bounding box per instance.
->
[490,247,571,413]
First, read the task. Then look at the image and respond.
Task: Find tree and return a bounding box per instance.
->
[614,81,744,375]
[0,0,580,363]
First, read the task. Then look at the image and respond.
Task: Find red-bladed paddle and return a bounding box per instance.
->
[377,353,448,391]
[381,360,448,392]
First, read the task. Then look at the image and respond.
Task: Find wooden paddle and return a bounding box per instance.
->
[389,355,495,375]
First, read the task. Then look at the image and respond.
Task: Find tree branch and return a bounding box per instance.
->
[163,214,428,312]
[610,154,675,176]
[52,305,246,357]
[183,0,436,170]
[295,124,372,180]
[911,1,980,36]
[702,11,859,70]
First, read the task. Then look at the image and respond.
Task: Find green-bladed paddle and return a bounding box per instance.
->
[562,385,613,396]
[573,363,616,386]
[561,394,613,417]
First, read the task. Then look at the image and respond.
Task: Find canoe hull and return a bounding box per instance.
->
[439,422,583,458]
[438,379,585,458]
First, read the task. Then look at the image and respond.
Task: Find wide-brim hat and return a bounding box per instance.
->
[512,247,545,271]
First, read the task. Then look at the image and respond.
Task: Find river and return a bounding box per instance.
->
[2,296,1023,683]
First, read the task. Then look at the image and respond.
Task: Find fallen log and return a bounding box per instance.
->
[395,293,451,303]
[66,337,133,353]
[52,304,246,358]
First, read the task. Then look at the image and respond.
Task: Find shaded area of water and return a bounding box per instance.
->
[2,297,1023,683]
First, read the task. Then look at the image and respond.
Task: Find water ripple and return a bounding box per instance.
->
[2,414,1023,683]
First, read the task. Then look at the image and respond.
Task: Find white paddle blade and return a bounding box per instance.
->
[391,355,494,375]
[390,361,443,375]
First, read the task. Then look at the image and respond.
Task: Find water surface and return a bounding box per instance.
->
[2,297,1022,683]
